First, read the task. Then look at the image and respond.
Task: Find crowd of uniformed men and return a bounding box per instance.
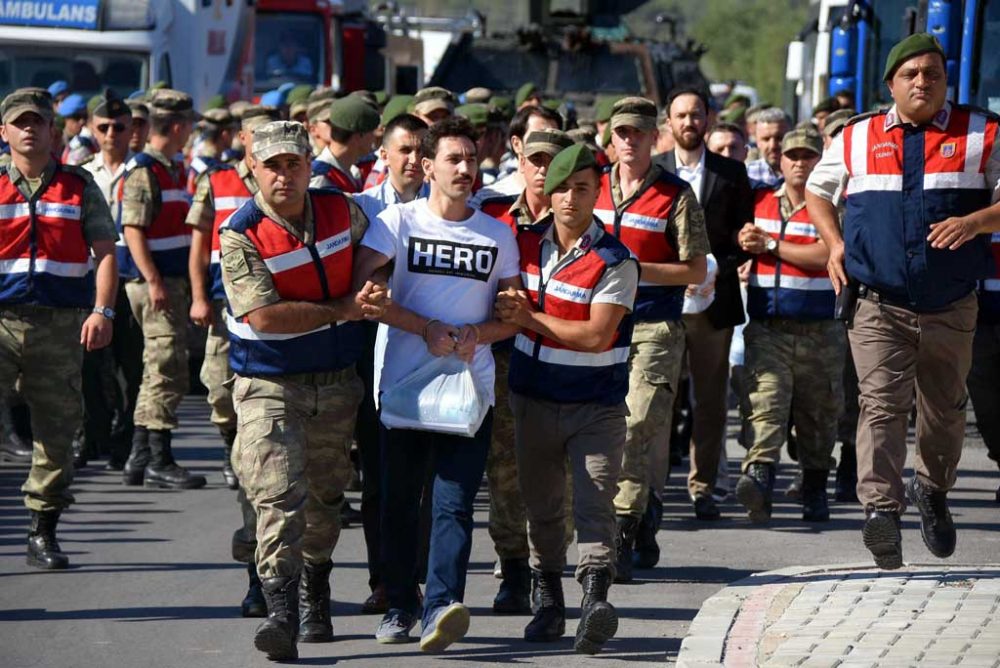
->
[2,32,1000,661]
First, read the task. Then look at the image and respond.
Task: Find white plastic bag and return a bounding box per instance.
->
[379,356,489,437]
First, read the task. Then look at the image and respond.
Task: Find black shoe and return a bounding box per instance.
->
[835,443,858,503]
[340,500,362,527]
[26,510,69,570]
[693,494,721,521]
[122,426,150,486]
[0,432,32,463]
[222,429,239,490]
[298,560,334,642]
[242,563,267,618]
[255,576,300,660]
[575,569,618,655]
[862,507,903,570]
[786,424,798,462]
[361,584,388,615]
[613,516,639,583]
[524,571,565,642]
[493,558,531,614]
[144,429,207,489]
[905,477,956,558]
[736,462,775,524]
[71,428,88,469]
[633,491,662,569]
[801,469,831,522]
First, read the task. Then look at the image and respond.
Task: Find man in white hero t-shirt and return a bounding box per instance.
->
[354,117,522,652]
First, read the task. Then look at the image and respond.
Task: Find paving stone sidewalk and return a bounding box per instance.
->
[677,564,1000,668]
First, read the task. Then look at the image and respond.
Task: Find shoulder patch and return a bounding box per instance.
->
[221,248,251,281]
[311,160,333,176]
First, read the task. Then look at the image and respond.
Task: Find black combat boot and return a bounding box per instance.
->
[801,469,831,522]
[221,428,238,490]
[835,443,858,502]
[122,426,150,486]
[613,516,639,583]
[633,490,662,569]
[144,429,207,489]
[298,560,334,642]
[26,510,70,570]
[575,568,618,654]
[523,571,565,642]
[242,563,267,618]
[736,462,776,524]
[71,427,88,469]
[0,431,32,463]
[863,506,903,570]
[493,558,531,614]
[255,575,300,660]
[906,477,956,558]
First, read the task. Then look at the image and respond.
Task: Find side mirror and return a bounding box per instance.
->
[786,41,805,81]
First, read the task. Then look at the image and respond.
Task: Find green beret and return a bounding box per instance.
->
[723,93,751,109]
[86,94,103,115]
[542,98,562,111]
[719,106,746,125]
[883,32,946,81]
[490,96,513,120]
[515,82,539,108]
[455,103,489,127]
[601,123,612,147]
[381,94,414,126]
[204,94,226,111]
[286,84,312,106]
[374,90,389,107]
[594,95,622,124]
[327,95,380,134]
[812,97,839,115]
[543,143,598,196]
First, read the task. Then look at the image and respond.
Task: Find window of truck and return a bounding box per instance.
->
[0,46,147,99]
[254,12,324,91]
[974,1,1000,113]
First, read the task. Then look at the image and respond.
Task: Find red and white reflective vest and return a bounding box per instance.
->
[206,166,254,301]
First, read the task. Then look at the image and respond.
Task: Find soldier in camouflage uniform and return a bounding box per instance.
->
[187,105,280,617]
[0,89,119,569]
[219,121,385,661]
[735,129,844,524]
[119,89,205,490]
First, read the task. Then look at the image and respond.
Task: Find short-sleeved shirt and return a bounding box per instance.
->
[82,151,132,207]
[746,158,782,188]
[219,190,369,320]
[6,160,117,245]
[362,199,520,406]
[538,218,638,310]
[609,162,711,262]
[352,177,429,225]
[185,160,258,232]
[120,146,185,228]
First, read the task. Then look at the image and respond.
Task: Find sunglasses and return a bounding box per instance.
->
[96,122,128,133]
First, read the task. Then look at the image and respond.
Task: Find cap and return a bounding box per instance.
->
[286,84,313,107]
[515,82,539,108]
[822,108,856,138]
[883,32,946,81]
[455,103,490,127]
[149,89,199,119]
[92,89,130,119]
[252,121,311,160]
[412,87,455,116]
[543,143,598,195]
[327,95,380,134]
[126,99,149,120]
[349,89,378,107]
[465,87,492,104]
[781,128,823,156]
[1,89,55,124]
[241,105,282,131]
[57,93,87,118]
[290,101,309,119]
[47,80,68,98]
[745,103,773,122]
[609,96,658,132]
[307,87,336,103]
[523,129,574,158]
[566,127,598,147]
[812,97,839,115]
[306,99,333,124]
[381,95,414,126]
[201,108,234,128]
[594,95,622,124]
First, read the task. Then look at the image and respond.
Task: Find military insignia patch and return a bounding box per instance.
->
[940,142,957,158]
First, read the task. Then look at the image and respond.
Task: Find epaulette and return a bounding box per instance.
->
[125,152,155,172]
[311,159,333,177]
[953,103,1000,121]
[221,199,264,233]
[845,109,888,127]
[59,163,97,184]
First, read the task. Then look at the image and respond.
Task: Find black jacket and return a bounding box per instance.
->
[654,149,754,329]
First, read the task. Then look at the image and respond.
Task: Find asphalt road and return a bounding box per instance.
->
[1,399,998,668]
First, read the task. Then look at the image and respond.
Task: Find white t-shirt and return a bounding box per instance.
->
[362,198,520,407]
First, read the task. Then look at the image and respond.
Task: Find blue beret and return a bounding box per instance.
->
[47,80,68,97]
[57,94,88,117]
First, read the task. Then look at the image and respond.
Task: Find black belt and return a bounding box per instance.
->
[857,284,916,311]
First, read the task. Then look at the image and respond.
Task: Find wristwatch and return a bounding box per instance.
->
[93,306,115,320]
[766,238,779,255]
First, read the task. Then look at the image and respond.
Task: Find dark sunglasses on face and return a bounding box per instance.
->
[96,122,127,133]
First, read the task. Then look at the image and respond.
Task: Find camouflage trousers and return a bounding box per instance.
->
[0,306,84,512]
[200,300,236,433]
[742,319,846,472]
[231,488,258,564]
[486,347,574,560]
[231,368,362,579]
[126,277,190,430]
[613,319,685,517]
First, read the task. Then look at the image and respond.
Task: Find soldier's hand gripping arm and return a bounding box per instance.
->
[80,239,118,351]
[188,227,214,326]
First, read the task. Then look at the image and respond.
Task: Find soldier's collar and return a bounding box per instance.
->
[142,145,175,168]
[6,159,57,187]
[884,101,951,132]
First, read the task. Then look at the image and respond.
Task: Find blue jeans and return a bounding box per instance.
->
[379,410,493,626]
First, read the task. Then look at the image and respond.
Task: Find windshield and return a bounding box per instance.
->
[255,13,324,91]
[0,46,147,99]
[556,49,642,95]
[433,46,548,94]
[866,0,911,108]
[974,1,1000,113]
